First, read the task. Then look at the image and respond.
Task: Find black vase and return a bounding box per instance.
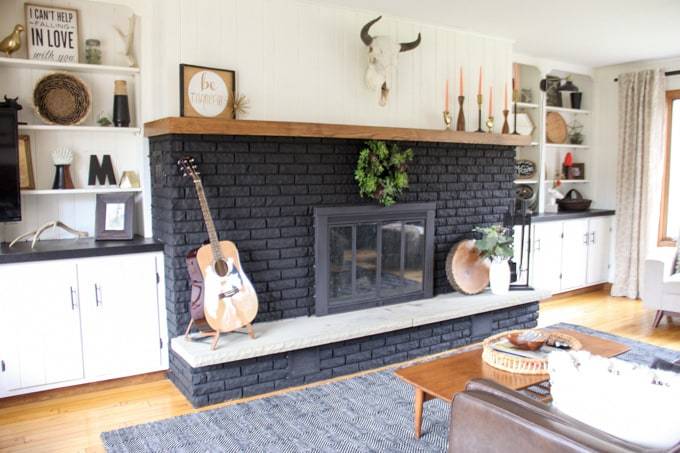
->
[113,80,131,127]
[570,92,583,110]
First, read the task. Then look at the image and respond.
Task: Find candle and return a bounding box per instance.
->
[488,86,493,114]
[445,79,449,110]
[459,67,464,96]
[504,81,508,110]
[513,63,520,91]
[478,66,483,96]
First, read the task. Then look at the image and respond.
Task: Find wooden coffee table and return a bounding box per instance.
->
[394,329,630,438]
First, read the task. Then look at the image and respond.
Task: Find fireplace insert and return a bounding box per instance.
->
[314,203,435,315]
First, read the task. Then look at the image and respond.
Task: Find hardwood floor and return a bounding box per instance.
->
[1,290,678,452]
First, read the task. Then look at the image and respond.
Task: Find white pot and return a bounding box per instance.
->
[489,257,511,295]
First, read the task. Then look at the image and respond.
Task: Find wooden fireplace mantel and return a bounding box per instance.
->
[144,117,532,146]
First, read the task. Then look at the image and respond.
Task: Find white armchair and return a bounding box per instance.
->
[642,247,680,327]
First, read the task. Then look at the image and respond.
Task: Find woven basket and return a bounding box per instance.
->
[482,330,582,375]
[33,72,92,125]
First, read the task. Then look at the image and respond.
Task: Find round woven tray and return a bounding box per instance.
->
[33,72,92,125]
[482,330,582,375]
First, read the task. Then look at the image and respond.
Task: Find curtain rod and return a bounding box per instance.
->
[613,70,680,82]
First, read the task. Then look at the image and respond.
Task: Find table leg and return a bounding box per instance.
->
[414,388,424,439]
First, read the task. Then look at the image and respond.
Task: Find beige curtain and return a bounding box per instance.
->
[611,69,665,299]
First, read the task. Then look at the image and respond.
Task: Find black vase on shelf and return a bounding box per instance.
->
[113,80,131,127]
[570,92,583,110]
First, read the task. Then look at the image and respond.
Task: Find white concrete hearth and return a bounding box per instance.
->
[172,289,551,368]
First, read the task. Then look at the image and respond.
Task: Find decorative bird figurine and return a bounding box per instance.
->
[0,25,24,57]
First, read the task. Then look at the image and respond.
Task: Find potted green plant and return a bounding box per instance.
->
[473,225,514,295]
[354,140,413,207]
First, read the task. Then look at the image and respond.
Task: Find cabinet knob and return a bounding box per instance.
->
[590,231,596,244]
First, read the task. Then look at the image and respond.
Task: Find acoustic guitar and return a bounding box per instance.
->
[178,157,258,349]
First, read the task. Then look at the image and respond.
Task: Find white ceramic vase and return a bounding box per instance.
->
[489,257,510,295]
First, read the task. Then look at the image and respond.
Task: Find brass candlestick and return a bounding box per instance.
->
[476,94,484,132]
[501,109,510,134]
[486,116,495,133]
[512,89,520,135]
[456,96,466,131]
[443,110,452,130]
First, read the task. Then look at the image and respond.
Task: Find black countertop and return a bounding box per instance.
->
[531,209,616,223]
[0,236,164,264]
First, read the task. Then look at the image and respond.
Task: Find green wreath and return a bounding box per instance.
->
[354,140,414,207]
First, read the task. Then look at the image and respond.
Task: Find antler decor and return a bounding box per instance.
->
[9,220,88,249]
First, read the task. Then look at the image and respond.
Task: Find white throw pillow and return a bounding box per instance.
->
[549,350,680,449]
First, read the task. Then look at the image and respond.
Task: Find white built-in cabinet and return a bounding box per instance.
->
[0,252,167,397]
[517,216,613,295]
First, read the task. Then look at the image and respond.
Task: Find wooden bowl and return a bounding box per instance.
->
[507,330,547,351]
[33,72,92,125]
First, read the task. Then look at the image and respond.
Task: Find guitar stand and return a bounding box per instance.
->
[184,318,255,350]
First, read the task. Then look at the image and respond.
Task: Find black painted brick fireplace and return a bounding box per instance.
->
[150,135,516,335]
[148,133,537,406]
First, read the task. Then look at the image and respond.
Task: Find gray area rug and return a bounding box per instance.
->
[101,323,680,452]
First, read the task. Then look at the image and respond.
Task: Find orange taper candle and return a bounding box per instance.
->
[445,79,449,110]
[478,66,483,96]
[504,81,508,110]
[459,67,464,95]
[488,86,493,114]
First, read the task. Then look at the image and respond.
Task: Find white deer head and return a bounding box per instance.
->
[360,16,421,106]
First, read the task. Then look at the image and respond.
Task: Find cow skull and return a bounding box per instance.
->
[361,16,421,106]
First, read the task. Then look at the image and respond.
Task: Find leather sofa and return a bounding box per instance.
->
[448,379,680,453]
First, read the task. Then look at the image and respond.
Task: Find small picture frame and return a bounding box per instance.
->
[544,76,562,107]
[25,4,80,63]
[567,163,585,180]
[95,192,135,240]
[180,64,236,119]
[18,135,35,190]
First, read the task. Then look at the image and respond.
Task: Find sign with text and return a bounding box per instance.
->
[25,4,79,63]
[180,64,236,119]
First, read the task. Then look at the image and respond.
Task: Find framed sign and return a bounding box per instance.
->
[180,64,235,119]
[567,163,585,180]
[25,4,79,63]
[18,135,35,190]
[95,192,135,240]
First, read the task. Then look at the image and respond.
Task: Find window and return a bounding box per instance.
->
[659,89,680,246]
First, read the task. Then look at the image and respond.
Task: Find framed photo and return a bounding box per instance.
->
[18,135,35,190]
[567,163,585,180]
[25,4,80,63]
[180,64,235,119]
[95,192,135,240]
[544,76,562,107]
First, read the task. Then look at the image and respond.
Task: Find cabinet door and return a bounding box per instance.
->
[78,253,162,379]
[530,222,563,294]
[587,216,612,284]
[560,219,590,290]
[0,261,83,392]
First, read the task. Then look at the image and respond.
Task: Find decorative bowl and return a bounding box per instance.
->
[507,330,547,351]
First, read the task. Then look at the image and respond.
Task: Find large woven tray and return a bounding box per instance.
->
[482,330,582,375]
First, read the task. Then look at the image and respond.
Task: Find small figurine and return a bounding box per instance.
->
[0,24,24,57]
[114,15,136,67]
[0,96,23,111]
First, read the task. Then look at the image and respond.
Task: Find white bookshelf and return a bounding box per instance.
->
[19,125,141,134]
[545,143,590,149]
[22,188,142,195]
[513,62,595,213]
[545,105,591,115]
[0,56,139,75]
[0,0,146,243]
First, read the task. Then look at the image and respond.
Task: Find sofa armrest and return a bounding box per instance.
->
[642,248,677,309]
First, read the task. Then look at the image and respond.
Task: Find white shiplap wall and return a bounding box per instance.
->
[151,0,514,129]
